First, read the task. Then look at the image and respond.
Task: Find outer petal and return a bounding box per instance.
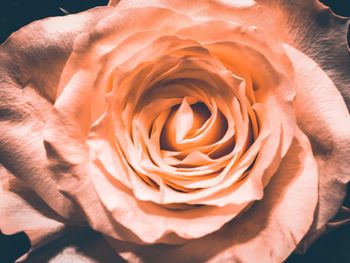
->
[0,7,112,220]
[118,129,318,263]
[111,0,350,247]
[111,0,350,107]
[0,6,113,102]
[0,165,67,259]
[54,5,297,243]
[42,110,148,244]
[284,44,350,249]
[262,0,350,107]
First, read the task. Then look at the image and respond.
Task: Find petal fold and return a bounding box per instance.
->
[285,43,350,249]
[120,129,318,263]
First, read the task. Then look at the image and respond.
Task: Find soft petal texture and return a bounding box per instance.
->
[110,0,350,106]
[268,0,350,107]
[36,0,349,252]
[117,129,318,263]
[0,6,112,102]
[0,6,113,221]
[1,0,349,261]
[284,44,350,249]
[50,4,299,245]
[89,155,250,243]
[107,0,350,248]
[0,164,68,257]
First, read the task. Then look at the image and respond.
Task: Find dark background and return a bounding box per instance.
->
[0,0,349,43]
[0,0,350,262]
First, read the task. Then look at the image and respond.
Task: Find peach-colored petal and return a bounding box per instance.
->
[0,6,113,102]
[75,15,294,209]
[0,6,113,220]
[113,0,349,105]
[43,4,300,247]
[0,1,347,263]
[284,44,350,249]
[172,97,194,143]
[2,1,343,260]
[108,0,121,6]
[52,1,349,252]
[0,165,67,257]
[0,85,81,220]
[119,129,318,263]
[261,0,350,107]
[54,8,192,135]
[89,157,250,244]
[41,122,142,244]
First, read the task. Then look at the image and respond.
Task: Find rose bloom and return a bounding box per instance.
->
[0,0,350,262]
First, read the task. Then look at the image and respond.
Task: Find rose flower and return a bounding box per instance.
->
[0,0,350,262]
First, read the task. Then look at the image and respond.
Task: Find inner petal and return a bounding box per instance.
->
[187,102,212,138]
[174,97,194,142]
[161,101,214,151]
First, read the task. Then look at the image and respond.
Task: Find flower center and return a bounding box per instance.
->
[161,97,212,150]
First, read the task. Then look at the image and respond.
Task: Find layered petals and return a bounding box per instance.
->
[0,0,349,261]
[118,129,318,263]
[0,6,113,221]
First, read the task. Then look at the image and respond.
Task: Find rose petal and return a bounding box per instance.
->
[0,6,112,103]
[5,1,344,258]
[89,157,250,243]
[284,43,350,250]
[113,0,350,106]
[76,13,296,207]
[0,165,67,256]
[43,107,147,244]
[262,0,350,107]
[120,129,318,262]
[108,0,121,6]
[0,6,113,220]
[53,8,192,135]
[41,132,142,244]
[0,83,80,220]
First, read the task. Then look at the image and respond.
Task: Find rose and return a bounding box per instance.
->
[0,0,349,262]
